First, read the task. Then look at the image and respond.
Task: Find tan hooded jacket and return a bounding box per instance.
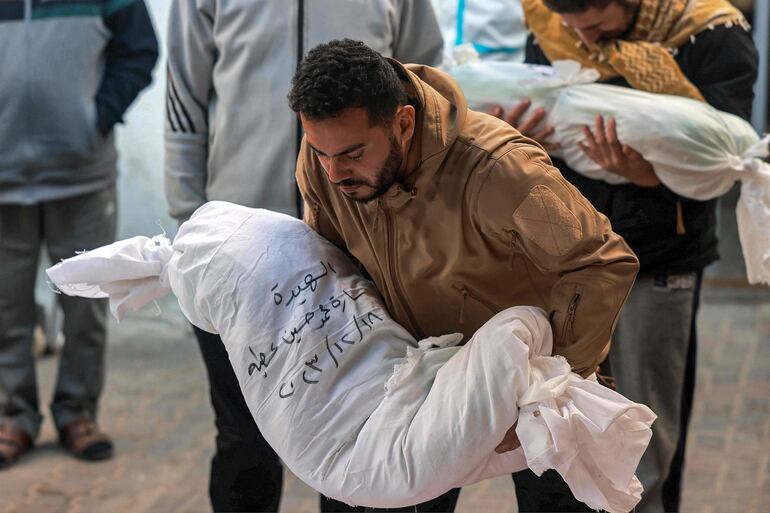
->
[296,60,639,376]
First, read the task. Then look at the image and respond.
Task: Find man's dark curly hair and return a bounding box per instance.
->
[288,39,408,126]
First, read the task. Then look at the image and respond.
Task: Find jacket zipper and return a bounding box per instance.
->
[23,0,33,169]
[293,0,305,218]
[508,230,518,270]
[562,292,581,344]
[452,283,496,324]
[384,203,421,336]
[456,287,467,325]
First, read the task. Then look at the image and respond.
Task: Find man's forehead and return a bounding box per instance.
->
[300,108,374,134]
[301,107,371,129]
[302,109,381,151]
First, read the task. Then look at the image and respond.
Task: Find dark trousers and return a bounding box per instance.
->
[194,326,283,512]
[512,469,595,512]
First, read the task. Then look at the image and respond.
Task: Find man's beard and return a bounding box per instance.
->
[342,133,404,203]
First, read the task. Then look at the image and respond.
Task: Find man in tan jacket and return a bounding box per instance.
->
[289,38,639,512]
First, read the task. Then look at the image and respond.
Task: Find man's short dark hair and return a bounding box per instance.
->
[287,39,408,126]
[543,0,614,13]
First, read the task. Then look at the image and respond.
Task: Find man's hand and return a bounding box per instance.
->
[489,100,561,151]
[494,421,521,453]
[578,116,661,187]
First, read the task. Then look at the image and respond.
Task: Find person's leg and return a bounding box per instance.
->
[0,203,44,440]
[320,495,366,512]
[512,469,594,512]
[46,188,116,434]
[662,270,703,512]
[194,325,284,512]
[363,488,461,512]
[609,273,695,513]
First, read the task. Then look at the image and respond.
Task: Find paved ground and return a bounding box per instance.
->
[1,286,768,513]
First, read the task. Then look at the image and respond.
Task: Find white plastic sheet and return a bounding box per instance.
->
[46,201,655,511]
[446,52,770,284]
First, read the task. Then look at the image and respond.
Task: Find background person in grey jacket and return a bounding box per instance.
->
[163,0,443,511]
[0,0,158,467]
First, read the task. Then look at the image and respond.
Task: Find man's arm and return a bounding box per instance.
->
[479,144,639,376]
[391,0,445,66]
[586,26,759,196]
[164,0,216,223]
[96,0,158,136]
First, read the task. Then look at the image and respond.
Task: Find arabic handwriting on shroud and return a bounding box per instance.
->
[270,261,335,307]
[275,310,385,400]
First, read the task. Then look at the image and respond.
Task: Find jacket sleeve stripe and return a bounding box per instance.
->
[165,65,188,133]
[169,90,189,133]
[166,99,178,132]
[166,86,181,132]
[165,65,180,132]
[168,69,198,134]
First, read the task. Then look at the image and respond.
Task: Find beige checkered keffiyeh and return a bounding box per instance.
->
[522,0,748,101]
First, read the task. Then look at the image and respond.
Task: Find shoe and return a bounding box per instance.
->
[0,423,33,469]
[59,418,114,461]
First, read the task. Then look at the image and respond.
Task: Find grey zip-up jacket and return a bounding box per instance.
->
[0,0,158,204]
[164,0,444,222]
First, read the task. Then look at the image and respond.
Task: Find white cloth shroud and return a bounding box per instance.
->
[446,51,770,285]
[46,201,656,512]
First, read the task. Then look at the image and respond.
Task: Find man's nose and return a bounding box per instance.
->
[326,157,351,184]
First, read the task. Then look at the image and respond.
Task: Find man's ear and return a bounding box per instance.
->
[395,104,416,144]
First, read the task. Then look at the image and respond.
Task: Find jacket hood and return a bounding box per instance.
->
[389,60,469,183]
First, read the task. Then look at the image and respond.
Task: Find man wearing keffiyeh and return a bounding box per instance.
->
[489,0,758,511]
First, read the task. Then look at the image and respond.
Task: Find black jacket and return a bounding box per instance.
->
[525,25,758,275]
